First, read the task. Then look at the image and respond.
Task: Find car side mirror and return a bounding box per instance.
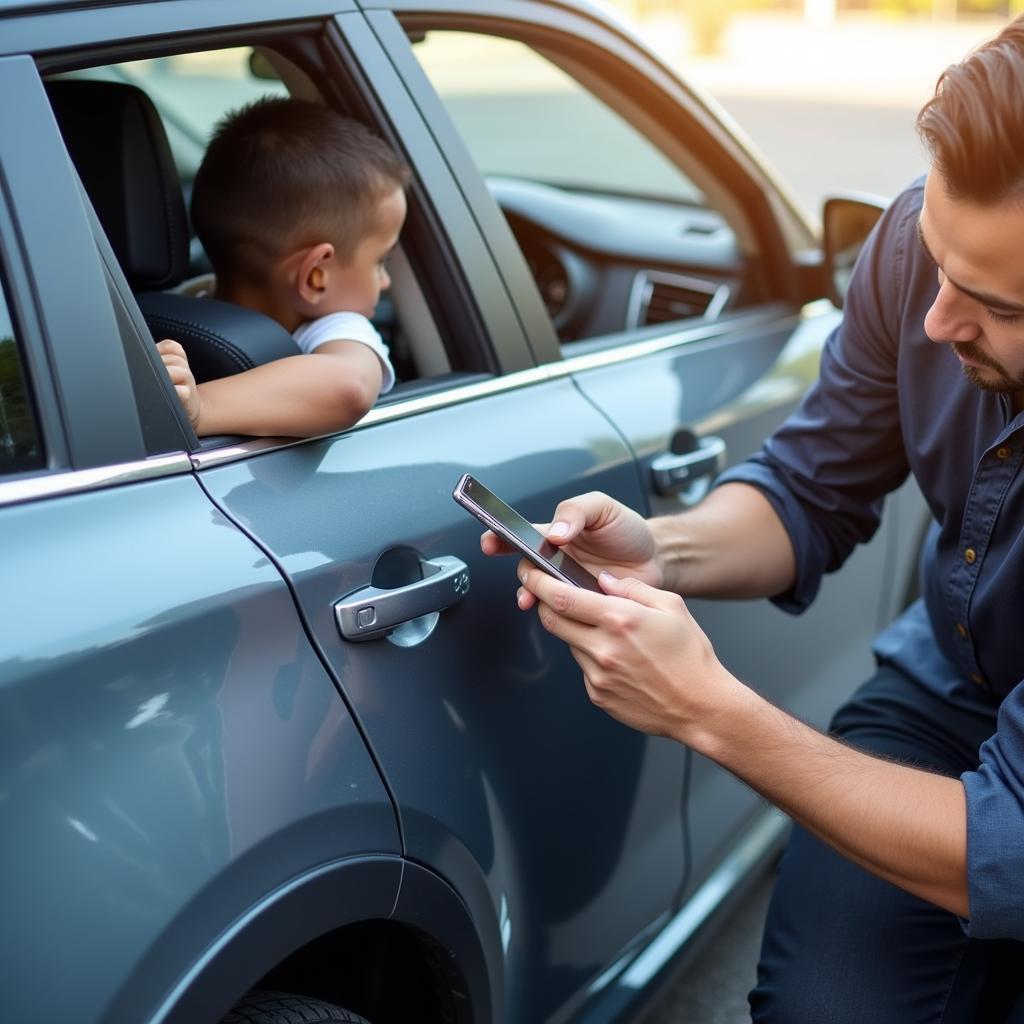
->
[822,192,888,309]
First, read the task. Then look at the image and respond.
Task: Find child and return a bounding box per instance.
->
[160,97,410,438]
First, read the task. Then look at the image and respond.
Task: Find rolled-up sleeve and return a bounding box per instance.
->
[961,681,1024,939]
[717,186,919,613]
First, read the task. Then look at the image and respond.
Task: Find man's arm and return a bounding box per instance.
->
[517,565,969,919]
[699,678,967,917]
[650,482,797,599]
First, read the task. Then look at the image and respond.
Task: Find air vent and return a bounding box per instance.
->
[628,271,729,329]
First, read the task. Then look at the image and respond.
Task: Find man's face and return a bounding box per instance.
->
[323,187,407,319]
[919,172,1024,401]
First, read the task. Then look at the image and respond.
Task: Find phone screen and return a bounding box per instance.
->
[454,474,601,592]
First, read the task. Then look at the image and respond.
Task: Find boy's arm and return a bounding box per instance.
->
[190,340,384,438]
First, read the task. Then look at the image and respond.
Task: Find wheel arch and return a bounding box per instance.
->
[103,857,494,1024]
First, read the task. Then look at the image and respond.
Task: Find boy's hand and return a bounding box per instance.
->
[157,340,201,432]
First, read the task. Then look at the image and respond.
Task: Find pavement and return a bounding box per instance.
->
[639,868,776,1024]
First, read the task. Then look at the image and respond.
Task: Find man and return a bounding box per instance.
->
[484,15,1024,1023]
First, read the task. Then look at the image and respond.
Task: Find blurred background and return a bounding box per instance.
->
[607,0,1016,215]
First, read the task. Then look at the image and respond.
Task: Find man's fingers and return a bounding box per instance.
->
[545,492,611,546]
[519,563,607,625]
[533,596,596,650]
[599,573,684,613]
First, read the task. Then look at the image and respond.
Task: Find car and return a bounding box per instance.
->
[0,2,929,1022]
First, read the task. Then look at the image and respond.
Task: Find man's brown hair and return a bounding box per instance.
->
[917,14,1024,204]
[191,97,410,287]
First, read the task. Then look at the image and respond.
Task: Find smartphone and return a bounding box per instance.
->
[453,473,602,592]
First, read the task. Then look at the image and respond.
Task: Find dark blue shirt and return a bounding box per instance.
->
[719,178,1024,940]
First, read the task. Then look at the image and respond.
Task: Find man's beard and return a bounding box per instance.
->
[952,341,1024,393]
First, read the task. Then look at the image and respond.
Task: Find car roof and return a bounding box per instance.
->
[0,0,629,24]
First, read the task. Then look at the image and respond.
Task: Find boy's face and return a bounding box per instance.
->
[322,187,407,319]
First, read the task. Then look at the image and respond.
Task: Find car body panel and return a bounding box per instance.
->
[0,473,401,1024]
[0,0,357,59]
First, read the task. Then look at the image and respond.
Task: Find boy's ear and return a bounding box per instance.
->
[295,242,335,305]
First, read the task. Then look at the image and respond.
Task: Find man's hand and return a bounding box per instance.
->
[516,566,734,739]
[157,340,201,432]
[481,492,662,610]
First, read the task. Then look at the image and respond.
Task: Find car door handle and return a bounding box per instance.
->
[334,555,470,642]
[650,435,726,496]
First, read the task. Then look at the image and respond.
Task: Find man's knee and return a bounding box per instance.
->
[753,825,994,1024]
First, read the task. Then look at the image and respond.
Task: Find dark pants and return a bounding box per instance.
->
[749,662,1024,1024]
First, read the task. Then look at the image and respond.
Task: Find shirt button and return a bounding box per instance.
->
[997,446,1012,460]
[965,548,977,564]
[956,622,968,638]
[970,672,985,687]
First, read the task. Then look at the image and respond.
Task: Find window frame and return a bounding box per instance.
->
[0,228,44,478]
[0,54,148,472]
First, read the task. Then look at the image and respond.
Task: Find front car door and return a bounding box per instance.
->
[367,0,917,923]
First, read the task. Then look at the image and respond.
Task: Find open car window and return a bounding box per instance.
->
[47,40,466,424]
[411,29,750,347]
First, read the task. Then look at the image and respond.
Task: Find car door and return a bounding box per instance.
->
[184,13,697,1023]
[367,0,902,906]
[0,56,401,1024]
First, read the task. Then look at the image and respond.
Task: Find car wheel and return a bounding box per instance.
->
[219,989,373,1023]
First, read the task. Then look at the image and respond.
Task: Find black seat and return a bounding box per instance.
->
[46,78,300,383]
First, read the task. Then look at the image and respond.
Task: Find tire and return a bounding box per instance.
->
[219,989,373,1024]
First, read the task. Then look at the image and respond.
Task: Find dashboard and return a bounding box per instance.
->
[488,177,745,342]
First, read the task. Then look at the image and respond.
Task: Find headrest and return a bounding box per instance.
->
[137,292,301,384]
[47,79,189,290]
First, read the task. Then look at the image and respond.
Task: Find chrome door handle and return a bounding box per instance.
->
[651,435,726,496]
[335,555,470,642]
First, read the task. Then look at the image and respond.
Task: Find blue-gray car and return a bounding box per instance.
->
[0,1,928,1021]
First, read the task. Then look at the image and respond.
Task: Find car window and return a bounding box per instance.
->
[49,44,461,402]
[414,32,702,204]
[412,31,744,346]
[0,279,43,475]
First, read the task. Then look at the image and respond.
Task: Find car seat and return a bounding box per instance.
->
[45,78,300,384]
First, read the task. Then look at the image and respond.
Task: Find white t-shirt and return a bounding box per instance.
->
[292,311,396,394]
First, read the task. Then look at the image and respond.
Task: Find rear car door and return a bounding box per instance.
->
[368,0,901,903]
[0,52,400,1024]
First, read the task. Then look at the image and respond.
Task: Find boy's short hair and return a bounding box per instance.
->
[916,14,1024,205]
[191,97,411,287]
